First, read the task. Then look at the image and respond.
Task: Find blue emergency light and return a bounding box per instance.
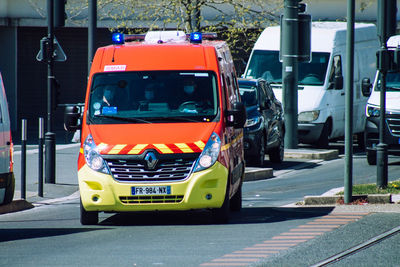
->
[112,33,124,44]
[190,32,202,44]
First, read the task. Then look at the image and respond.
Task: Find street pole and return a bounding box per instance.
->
[88,0,97,75]
[282,0,299,149]
[45,0,56,184]
[344,0,355,204]
[377,0,389,188]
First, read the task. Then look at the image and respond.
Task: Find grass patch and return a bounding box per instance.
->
[337,180,400,195]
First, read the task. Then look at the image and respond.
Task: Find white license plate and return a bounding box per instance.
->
[132,186,171,196]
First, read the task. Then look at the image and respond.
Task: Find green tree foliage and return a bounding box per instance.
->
[98,0,282,73]
[28,0,282,73]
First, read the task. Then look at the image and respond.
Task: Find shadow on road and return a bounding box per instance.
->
[0,228,109,242]
[99,206,334,226]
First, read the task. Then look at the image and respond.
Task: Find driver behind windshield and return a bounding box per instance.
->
[178,79,212,113]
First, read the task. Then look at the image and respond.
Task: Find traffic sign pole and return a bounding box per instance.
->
[282,0,299,149]
[45,0,56,184]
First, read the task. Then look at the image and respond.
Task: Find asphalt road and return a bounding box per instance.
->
[1,142,400,266]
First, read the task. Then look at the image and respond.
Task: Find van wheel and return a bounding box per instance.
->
[357,132,365,150]
[230,183,242,212]
[80,199,98,225]
[367,150,377,165]
[269,137,284,163]
[211,181,230,223]
[317,121,331,148]
[3,173,15,205]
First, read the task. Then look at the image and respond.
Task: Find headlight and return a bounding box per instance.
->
[298,110,320,122]
[244,116,260,127]
[194,132,221,172]
[83,134,110,174]
[366,105,380,117]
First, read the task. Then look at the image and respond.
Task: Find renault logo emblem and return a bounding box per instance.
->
[144,152,158,170]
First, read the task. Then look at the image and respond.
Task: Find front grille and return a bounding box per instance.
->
[120,195,184,204]
[105,156,197,182]
[387,113,400,137]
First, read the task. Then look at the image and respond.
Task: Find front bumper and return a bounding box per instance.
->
[365,116,400,156]
[79,162,228,212]
[298,122,324,144]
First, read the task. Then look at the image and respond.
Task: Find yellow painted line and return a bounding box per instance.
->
[331,212,370,215]
[108,144,126,154]
[272,235,315,239]
[307,221,347,225]
[128,144,148,154]
[213,258,259,262]
[281,232,324,235]
[221,143,230,151]
[200,263,248,266]
[314,218,356,222]
[226,254,270,258]
[174,143,193,153]
[254,244,295,248]
[290,228,334,232]
[298,224,340,228]
[243,248,281,252]
[233,249,280,253]
[97,143,108,151]
[154,144,173,154]
[221,132,244,152]
[194,140,205,150]
[322,215,364,219]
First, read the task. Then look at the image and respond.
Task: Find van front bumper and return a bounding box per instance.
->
[79,162,228,212]
[298,122,324,144]
[365,116,400,156]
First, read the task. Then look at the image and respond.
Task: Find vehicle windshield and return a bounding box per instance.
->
[376,71,400,92]
[88,71,219,124]
[239,85,258,107]
[244,50,330,86]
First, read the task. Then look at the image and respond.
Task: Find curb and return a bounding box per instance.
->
[304,194,393,205]
[284,149,339,160]
[244,167,273,181]
[0,199,34,214]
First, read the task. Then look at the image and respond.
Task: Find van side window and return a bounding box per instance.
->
[231,73,240,101]
[221,74,227,110]
[328,55,342,89]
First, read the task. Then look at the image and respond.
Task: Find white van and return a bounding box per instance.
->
[362,35,400,165]
[243,22,379,147]
[0,72,14,205]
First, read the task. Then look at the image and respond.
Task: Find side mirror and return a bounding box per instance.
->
[361,77,372,97]
[64,105,81,132]
[226,102,247,128]
[334,75,343,90]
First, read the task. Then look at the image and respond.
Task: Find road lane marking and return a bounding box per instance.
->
[200,212,369,266]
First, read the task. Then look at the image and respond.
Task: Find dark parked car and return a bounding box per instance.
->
[238,78,285,166]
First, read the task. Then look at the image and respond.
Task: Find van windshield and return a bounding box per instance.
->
[87,71,219,124]
[244,50,330,86]
[376,71,400,92]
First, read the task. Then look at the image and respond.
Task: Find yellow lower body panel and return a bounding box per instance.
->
[78,162,228,212]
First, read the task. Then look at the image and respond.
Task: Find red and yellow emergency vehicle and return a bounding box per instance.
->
[65,31,246,224]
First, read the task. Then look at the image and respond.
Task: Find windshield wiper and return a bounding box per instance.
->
[387,86,400,91]
[146,116,201,122]
[94,114,152,124]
